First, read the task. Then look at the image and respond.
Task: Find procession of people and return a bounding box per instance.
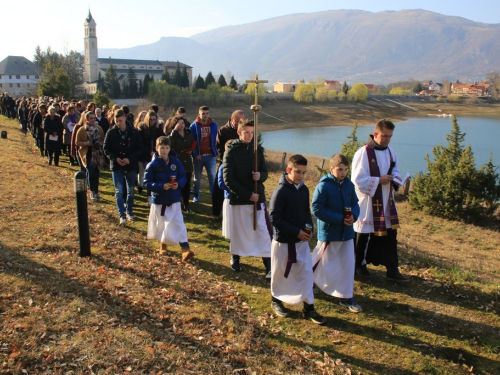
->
[2,94,409,325]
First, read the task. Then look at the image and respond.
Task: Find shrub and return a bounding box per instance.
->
[93,90,111,107]
[347,83,368,102]
[327,90,337,101]
[409,116,500,223]
[337,92,346,101]
[315,87,328,102]
[448,94,461,103]
[293,84,315,103]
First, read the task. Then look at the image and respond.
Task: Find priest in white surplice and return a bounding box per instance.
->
[351,119,409,282]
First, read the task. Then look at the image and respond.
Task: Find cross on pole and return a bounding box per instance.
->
[245,74,268,230]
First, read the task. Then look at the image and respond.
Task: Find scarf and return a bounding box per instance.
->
[365,135,400,236]
[85,125,105,170]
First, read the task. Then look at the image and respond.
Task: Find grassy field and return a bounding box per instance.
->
[1,115,499,374]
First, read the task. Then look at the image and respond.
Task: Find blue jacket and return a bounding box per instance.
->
[217,164,231,199]
[312,173,360,242]
[189,120,218,158]
[144,151,187,206]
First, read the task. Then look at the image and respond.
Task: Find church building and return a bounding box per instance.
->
[83,11,192,95]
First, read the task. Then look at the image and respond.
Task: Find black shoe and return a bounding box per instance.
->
[386,272,410,282]
[271,301,289,317]
[262,257,271,278]
[303,305,327,325]
[230,255,241,272]
[137,186,143,194]
[355,265,371,278]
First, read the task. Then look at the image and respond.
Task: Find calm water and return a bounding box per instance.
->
[262,116,500,175]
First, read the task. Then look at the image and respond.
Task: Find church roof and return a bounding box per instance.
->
[97,58,192,69]
[0,56,43,75]
[86,10,94,23]
[97,58,163,66]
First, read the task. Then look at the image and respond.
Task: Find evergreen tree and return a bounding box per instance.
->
[413,81,424,93]
[229,75,237,90]
[217,74,227,87]
[340,123,360,177]
[161,66,171,83]
[205,71,216,86]
[143,74,151,96]
[37,62,71,98]
[409,116,500,222]
[195,74,205,90]
[173,62,182,87]
[127,67,138,98]
[122,81,130,99]
[97,72,105,92]
[342,81,349,94]
[104,64,120,98]
[181,66,189,88]
[138,79,143,96]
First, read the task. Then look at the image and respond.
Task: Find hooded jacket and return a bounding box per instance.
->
[312,173,360,242]
[223,139,268,205]
[144,150,187,206]
[269,173,313,243]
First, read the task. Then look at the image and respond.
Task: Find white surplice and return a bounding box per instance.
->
[271,240,314,305]
[221,198,231,239]
[229,203,271,257]
[147,202,188,245]
[311,240,355,298]
[351,145,401,234]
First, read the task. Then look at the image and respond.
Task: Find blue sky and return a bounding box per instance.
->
[1,0,498,62]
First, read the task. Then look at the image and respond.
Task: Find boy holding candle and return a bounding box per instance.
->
[311,153,362,313]
[269,154,327,324]
[144,136,193,261]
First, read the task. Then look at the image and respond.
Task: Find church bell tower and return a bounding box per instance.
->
[84,10,98,83]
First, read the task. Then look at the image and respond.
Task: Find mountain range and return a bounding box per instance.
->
[99,9,500,84]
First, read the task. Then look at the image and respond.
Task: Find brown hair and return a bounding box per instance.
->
[330,153,349,168]
[288,154,308,167]
[237,118,254,131]
[375,119,395,132]
[156,136,171,147]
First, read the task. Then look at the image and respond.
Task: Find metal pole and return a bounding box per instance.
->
[74,171,91,257]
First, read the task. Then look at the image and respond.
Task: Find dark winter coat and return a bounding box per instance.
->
[96,116,109,134]
[269,173,313,243]
[223,139,267,205]
[43,115,63,151]
[169,129,194,174]
[144,151,187,206]
[103,123,144,172]
[215,120,239,160]
[312,173,360,242]
[138,124,154,163]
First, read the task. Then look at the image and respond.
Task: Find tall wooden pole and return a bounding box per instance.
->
[245,74,268,230]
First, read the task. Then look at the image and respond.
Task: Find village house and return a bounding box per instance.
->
[83,11,192,95]
[0,56,43,97]
[429,83,442,93]
[273,82,297,93]
[419,89,437,96]
[451,83,490,96]
[364,84,377,93]
[324,80,341,91]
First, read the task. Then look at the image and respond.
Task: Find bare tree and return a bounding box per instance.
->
[485,71,500,99]
[441,79,451,96]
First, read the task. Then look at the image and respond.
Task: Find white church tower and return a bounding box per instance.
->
[84,10,98,83]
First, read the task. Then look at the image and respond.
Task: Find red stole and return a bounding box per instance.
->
[365,145,400,236]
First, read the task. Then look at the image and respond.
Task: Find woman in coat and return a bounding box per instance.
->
[43,106,64,166]
[62,105,80,166]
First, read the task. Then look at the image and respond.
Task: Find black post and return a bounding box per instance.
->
[74,171,91,257]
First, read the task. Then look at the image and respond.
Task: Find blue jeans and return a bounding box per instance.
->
[86,164,100,193]
[112,170,137,218]
[193,155,216,199]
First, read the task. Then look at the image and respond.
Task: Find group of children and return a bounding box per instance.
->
[145,117,362,325]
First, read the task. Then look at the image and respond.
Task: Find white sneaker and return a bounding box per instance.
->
[90,192,97,200]
[119,217,127,225]
[266,271,272,279]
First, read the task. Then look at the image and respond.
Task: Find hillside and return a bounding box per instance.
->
[1,115,499,374]
[99,9,500,83]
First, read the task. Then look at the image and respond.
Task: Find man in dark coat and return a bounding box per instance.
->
[104,109,144,224]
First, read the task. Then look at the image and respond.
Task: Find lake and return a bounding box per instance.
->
[261,116,500,175]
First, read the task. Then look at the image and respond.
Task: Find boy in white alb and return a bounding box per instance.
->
[311,154,362,313]
[269,155,327,324]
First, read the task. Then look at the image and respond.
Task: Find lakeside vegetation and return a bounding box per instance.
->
[1,116,499,374]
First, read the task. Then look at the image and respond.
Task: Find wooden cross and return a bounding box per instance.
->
[245,74,268,230]
[374,199,383,213]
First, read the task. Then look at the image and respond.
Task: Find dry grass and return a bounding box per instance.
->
[1,114,500,374]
